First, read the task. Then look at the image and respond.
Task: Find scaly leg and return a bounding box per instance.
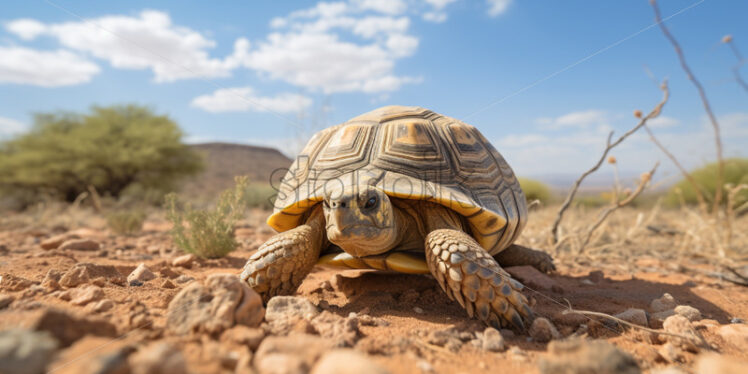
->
[494,244,556,273]
[425,229,533,330]
[240,207,327,302]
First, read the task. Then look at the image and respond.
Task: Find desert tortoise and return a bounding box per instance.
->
[241,105,554,330]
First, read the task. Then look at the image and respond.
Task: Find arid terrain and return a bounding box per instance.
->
[1,202,746,374]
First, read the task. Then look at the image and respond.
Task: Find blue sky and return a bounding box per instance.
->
[0,0,746,184]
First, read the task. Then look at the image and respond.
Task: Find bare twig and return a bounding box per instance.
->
[580,163,659,249]
[550,81,669,243]
[643,124,709,214]
[562,299,711,348]
[723,35,748,93]
[651,0,725,212]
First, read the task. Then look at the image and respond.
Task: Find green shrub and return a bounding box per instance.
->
[0,105,203,206]
[244,183,277,210]
[106,209,146,235]
[665,158,748,208]
[518,178,552,203]
[166,176,248,258]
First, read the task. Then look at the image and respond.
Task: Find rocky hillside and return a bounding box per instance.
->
[182,143,292,200]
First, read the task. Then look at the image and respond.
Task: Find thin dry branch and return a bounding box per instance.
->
[550,81,669,243]
[643,124,709,214]
[723,35,748,93]
[580,163,660,249]
[651,0,725,212]
[562,299,711,349]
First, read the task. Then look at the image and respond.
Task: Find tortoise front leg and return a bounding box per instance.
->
[240,207,327,302]
[425,229,533,330]
[494,244,555,273]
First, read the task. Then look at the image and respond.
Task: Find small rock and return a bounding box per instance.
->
[416,360,435,373]
[662,315,703,352]
[716,323,748,350]
[40,233,78,250]
[674,305,701,321]
[69,285,104,306]
[159,267,180,279]
[127,263,156,285]
[172,254,195,268]
[651,366,687,374]
[529,317,561,342]
[658,342,683,363]
[166,274,264,335]
[88,299,115,313]
[650,309,676,326]
[175,275,194,284]
[59,263,123,288]
[129,342,187,374]
[311,311,360,347]
[651,293,677,313]
[26,308,117,347]
[311,349,390,374]
[265,296,320,322]
[695,353,748,374]
[0,329,59,374]
[0,294,14,309]
[506,265,557,290]
[539,338,640,374]
[255,335,334,374]
[160,279,176,289]
[59,238,101,251]
[0,273,34,291]
[614,308,648,327]
[41,269,62,290]
[481,327,505,352]
[221,325,265,351]
[413,306,424,314]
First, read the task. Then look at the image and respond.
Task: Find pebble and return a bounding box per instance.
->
[160,279,176,289]
[69,285,104,306]
[265,296,320,322]
[716,323,748,350]
[658,342,683,363]
[40,233,78,250]
[0,329,59,374]
[413,306,424,314]
[59,238,101,251]
[129,342,187,374]
[254,334,334,374]
[0,273,33,291]
[662,315,703,352]
[59,263,123,288]
[220,325,266,351]
[539,338,640,374]
[481,327,506,352]
[127,263,156,285]
[614,308,649,327]
[27,308,117,347]
[673,305,701,321]
[529,317,561,342]
[88,299,115,313]
[695,353,748,374]
[175,275,195,284]
[651,293,677,313]
[172,254,195,268]
[166,274,264,335]
[0,293,14,309]
[311,349,390,374]
[311,311,360,347]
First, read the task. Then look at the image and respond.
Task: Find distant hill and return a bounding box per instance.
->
[181,143,292,200]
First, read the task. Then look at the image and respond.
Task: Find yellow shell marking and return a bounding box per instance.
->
[317,252,429,274]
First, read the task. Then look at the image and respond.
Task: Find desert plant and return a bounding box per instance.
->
[106,208,146,235]
[166,176,249,258]
[0,105,203,206]
[244,183,277,210]
[518,178,552,204]
[665,158,748,209]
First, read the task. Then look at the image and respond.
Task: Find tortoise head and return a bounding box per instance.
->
[322,184,398,257]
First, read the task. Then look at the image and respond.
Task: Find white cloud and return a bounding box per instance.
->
[191,86,312,113]
[355,0,408,15]
[422,12,447,23]
[537,109,611,129]
[0,46,100,87]
[5,10,244,82]
[495,112,748,178]
[244,2,420,93]
[422,0,457,23]
[647,115,680,129]
[5,19,47,40]
[0,116,28,137]
[486,0,512,17]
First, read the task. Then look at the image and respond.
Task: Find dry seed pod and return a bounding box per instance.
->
[607,156,617,164]
[633,110,643,119]
[722,34,733,43]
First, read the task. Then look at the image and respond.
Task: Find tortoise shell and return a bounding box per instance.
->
[269,105,527,255]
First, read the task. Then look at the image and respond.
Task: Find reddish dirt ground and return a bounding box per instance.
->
[1,207,747,373]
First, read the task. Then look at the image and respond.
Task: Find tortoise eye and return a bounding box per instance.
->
[364,196,377,209]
